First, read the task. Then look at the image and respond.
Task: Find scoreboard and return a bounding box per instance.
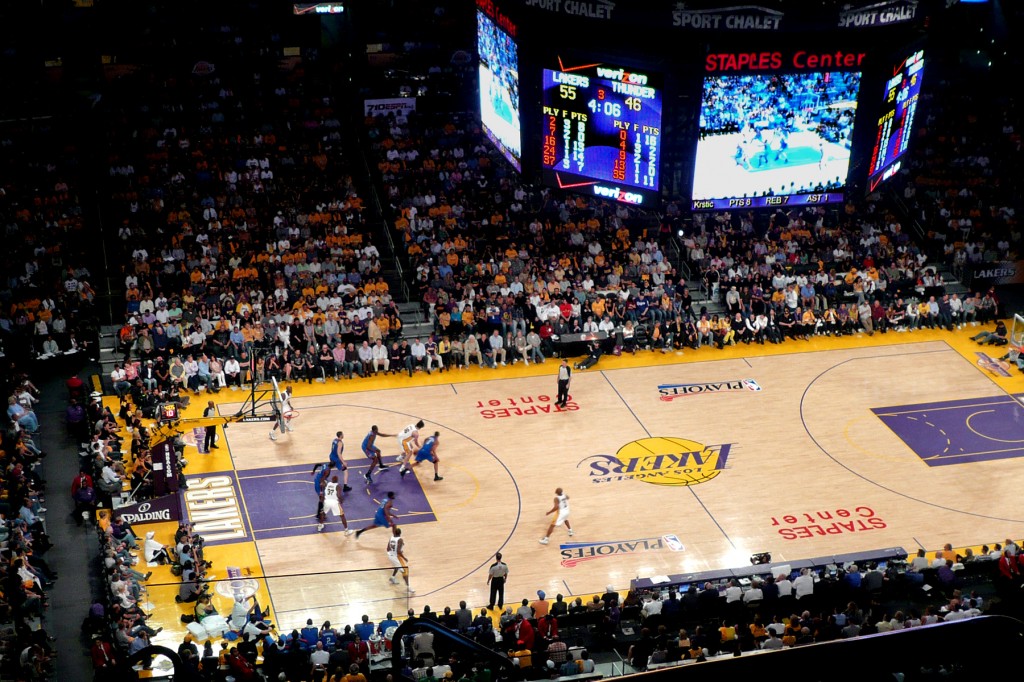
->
[867,49,924,191]
[540,61,663,206]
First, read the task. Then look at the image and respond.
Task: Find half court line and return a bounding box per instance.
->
[599,371,736,549]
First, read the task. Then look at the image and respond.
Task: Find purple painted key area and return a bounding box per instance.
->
[186,463,436,543]
[872,394,1024,466]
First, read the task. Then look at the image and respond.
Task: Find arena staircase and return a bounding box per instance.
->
[887,187,974,299]
[97,324,121,388]
[398,301,434,340]
[350,122,438,342]
[666,235,724,316]
[936,264,971,296]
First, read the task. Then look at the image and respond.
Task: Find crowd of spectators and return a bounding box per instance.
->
[619,557,995,671]
[679,207,1005,344]
[85,514,231,679]
[0,105,102,682]
[0,123,100,364]
[93,47,426,400]
[218,612,390,682]
[0,365,57,680]
[361,107,1014,377]
[141,542,1009,682]
[356,12,1024,378]
[57,23,426,681]
[369,110,680,360]
[287,533,1022,679]
[0,2,1013,679]
[62,371,165,679]
[81,9,1021,402]
[0,122,106,680]
[0,120,105,679]
[75,380,167,510]
[890,61,1021,275]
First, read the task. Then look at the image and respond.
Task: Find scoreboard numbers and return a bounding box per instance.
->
[540,61,663,206]
[867,49,925,191]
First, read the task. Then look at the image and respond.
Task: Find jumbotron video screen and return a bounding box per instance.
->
[691,71,862,210]
[477,9,522,171]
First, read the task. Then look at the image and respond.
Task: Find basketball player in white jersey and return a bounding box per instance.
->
[318,475,354,535]
[396,420,425,476]
[386,526,414,594]
[539,487,575,545]
[269,385,294,441]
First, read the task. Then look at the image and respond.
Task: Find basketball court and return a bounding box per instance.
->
[139,328,1024,638]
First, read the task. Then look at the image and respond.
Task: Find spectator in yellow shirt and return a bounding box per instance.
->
[918,301,933,328]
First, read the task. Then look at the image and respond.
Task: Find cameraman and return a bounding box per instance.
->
[175,559,208,604]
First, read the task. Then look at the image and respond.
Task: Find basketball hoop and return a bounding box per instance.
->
[977,355,1012,377]
[283,409,300,421]
[1010,314,1024,361]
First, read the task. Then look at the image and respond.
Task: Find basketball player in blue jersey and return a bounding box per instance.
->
[539,487,575,545]
[409,431,444,482]
[362,425,396,484]
[310,461,333,497]
[355,491,398,539]
[328,431,352,492]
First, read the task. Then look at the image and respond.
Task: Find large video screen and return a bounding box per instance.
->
[867,49,924,191]
[691,71,862,210]
[477,10,521,171]
[540,61,662,206]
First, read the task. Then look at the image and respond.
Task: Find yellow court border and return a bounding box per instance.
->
[127,322,1023,645]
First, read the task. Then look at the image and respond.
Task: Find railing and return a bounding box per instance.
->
[356,133,411,303]
[668,236,691,285]
[687,252,713,304]
[888,187,928,244]
[390,617,515,679]
[611,649,630,677]
[952,260,973,291]
[115,613,1024,681]
[886,184,973,292]
[699,280,712,305]
[145,566,413,636]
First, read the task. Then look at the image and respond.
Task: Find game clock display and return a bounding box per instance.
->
[541,61,663,206]
[867,49,924,191]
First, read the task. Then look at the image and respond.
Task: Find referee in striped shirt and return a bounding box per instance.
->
[556,359,571,408]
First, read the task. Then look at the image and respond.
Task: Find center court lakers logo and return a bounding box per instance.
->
[578,437,734,486]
